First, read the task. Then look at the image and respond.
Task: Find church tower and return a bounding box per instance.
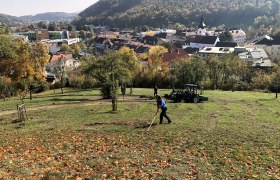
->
[197,15,207,36]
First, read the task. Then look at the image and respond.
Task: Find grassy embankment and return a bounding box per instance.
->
[0,88,279,179]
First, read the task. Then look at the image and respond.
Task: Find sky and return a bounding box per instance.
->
[0,0,99,17]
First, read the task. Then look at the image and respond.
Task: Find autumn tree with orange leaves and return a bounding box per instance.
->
[0,32,50,100]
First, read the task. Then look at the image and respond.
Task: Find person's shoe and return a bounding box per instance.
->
[168,121,172,124]
[159,122,162,124]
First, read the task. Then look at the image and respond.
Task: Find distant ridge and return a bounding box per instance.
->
[20,12,79,22]
[0,13,22,25]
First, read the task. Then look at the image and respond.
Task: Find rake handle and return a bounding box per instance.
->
[147,115,157,131]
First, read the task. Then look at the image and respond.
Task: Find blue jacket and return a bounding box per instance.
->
[157,99,167,110]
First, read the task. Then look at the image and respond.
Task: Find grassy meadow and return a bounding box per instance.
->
[0,88,279,179]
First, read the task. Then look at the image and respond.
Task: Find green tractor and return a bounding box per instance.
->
[165,84,208,103]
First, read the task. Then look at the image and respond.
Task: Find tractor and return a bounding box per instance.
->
[164,84,208,103]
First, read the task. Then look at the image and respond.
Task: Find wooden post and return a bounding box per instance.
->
[17,104,28,121]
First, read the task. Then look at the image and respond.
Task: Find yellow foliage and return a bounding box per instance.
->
[144,31,156,36]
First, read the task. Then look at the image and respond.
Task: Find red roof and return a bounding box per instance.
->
[50,53,73,63]
[161,49,189,63]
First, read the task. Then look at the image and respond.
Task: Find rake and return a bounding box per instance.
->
[147,115,157,132]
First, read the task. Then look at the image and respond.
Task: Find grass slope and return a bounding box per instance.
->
[0,89,279,179]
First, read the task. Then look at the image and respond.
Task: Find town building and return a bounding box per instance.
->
[215,41,238,48]
[46,53,80,73]
[93,36,113,53]
[161,49,189,69]
[248,35,280,60]
[184,36,220,50]
[238,48,273,68]
[229,29,246,46]
[212,28,246,46]
[41,38,80,54]
[198,45,273,68]
[198,47,235,59]
[17,30,70,41]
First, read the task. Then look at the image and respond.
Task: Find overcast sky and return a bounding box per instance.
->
[0,0,99,17]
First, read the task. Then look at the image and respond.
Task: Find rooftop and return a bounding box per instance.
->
[198,47,234,54]
[216,41,238,47]
[191,36,218,44]
[161,49,189,63]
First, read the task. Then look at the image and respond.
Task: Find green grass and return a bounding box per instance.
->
[0,89,279,179]
[0,88,102,111]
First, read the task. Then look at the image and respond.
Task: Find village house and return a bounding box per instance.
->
[184,47,200,56]
[212,28,246,46]
[238,47,273,68]
[215,41,238,48]
[184,36,220,50]
[46,53,80,73]
[161,49,189,69]
[229,29,246,46]
[248,35,280,60]
[142,35,158,45]
[93,36,113,53]
[141,49,189,70]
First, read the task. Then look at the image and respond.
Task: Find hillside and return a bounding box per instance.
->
[0,13,22,25]
[72,0,278,29]
[20,12,78,22]
[0,89,279,178]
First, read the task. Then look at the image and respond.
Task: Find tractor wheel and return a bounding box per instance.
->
[193,96,199,103]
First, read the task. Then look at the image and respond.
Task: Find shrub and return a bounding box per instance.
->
[68,75,84,89]
[250,71,271,90]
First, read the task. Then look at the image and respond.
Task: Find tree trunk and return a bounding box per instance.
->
[29,90,32,100]
[61,86,64,94]
[112,97,117,112]
[61,79,64,94]
[130,82,133,95]
[2,95,6,101]
[29,83,32,100]
[276,92,278,99]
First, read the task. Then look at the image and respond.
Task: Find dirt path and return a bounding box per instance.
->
[0,97,155,116]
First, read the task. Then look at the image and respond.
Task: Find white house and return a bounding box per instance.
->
[230,29,246,46]
[183,36,220,50]
[46,53,81,73]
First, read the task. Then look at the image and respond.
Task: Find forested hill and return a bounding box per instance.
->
[0,13,22,25]
[72,0,279,30]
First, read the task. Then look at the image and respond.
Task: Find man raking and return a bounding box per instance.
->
[155,96,171,124]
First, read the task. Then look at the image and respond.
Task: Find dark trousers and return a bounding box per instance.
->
[160,108,171,123]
